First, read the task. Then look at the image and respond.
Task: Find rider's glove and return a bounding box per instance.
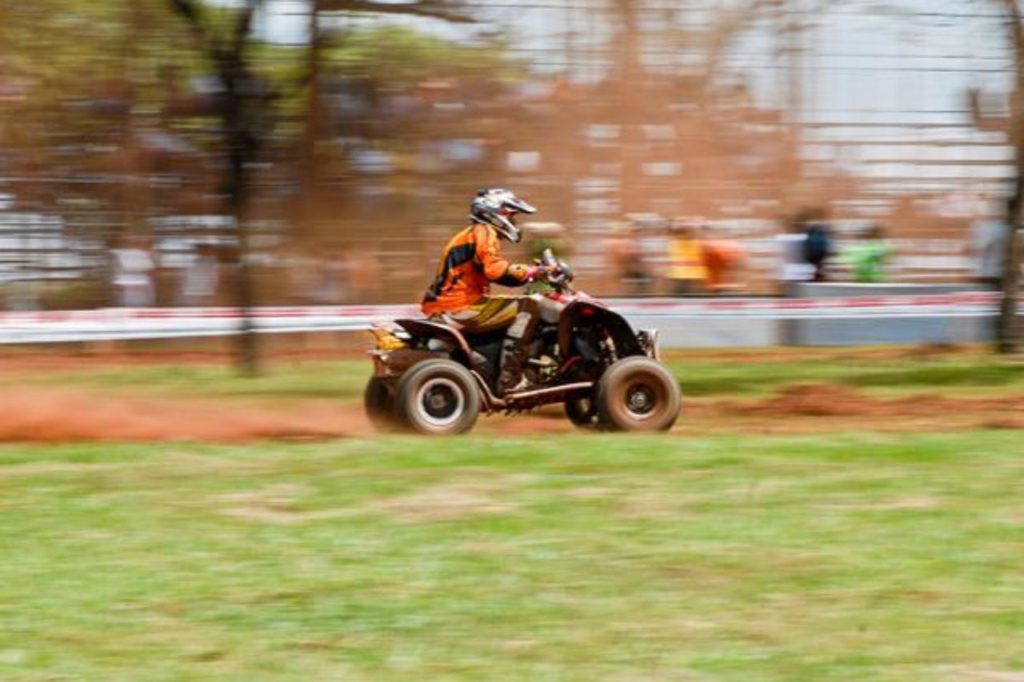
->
[526,265,546,282]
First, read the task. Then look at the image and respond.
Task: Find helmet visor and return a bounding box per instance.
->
[505,196,536,215]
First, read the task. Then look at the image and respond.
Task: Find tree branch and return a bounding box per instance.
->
[703,0,840,87]
[317,0,475,24]
[231,0,263,58]
[168,0,219,55]
[169,0,201,24]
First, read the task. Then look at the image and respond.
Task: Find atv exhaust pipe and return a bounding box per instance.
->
[504,382,594,405]
[469,372,595,413]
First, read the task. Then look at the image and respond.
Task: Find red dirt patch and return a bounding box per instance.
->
[741,384,869,417]
[0,389,369,443]
[691,384,1024,435]
[722,384,1024,419]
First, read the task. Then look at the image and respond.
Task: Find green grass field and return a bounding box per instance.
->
[3,349,1024,681]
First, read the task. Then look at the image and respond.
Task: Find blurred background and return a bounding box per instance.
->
[0,0,1019,310]
[5,7,1024,678]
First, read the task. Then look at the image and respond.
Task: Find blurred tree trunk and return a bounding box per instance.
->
[612,0,641,215]
[299,0,324,240]
[169,0,267,375]
[222,48,260,376]
[1000,0,1023,354]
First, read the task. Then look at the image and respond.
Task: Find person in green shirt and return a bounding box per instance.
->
[843,224,890,283]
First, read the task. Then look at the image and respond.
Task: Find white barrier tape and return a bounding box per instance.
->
[0,292,1001,319]
[0,293,1011,345]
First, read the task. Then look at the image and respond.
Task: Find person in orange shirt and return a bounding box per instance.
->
[422,189,555,394]
[665,219,707,295]
[700,230,747,294]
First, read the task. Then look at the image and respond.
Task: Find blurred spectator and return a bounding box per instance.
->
[842,224,891,284]
[286,248,319,304]
[349,245,383,302]
[699,227,747,294]
[311,249,353,305]
[802,208,835,282]
[604,222,652,296]
[969,198,1015,291]
[7,281,39,311]
[665,219,707,296]
[180,242,220,306]
[111,237,155,308]
[776,214,814,295]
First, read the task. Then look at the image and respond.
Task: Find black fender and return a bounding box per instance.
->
[395,318,479,371]
[557,300,645,360]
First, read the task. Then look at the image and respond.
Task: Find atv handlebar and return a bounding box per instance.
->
[538,248,574,293]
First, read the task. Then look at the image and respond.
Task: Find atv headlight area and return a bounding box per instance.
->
[636,329,662,362]
[369,324,410,352]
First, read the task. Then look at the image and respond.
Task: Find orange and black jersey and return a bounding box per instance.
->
[421,223,532,316]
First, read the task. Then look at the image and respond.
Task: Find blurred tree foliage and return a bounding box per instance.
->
[0,0,205,307]
[0,1,510,251]
[0,1,514,206]
[0,0,203,206]
[324,25,514,85]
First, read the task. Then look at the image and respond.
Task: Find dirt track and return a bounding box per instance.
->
[0,389,356,443]
[0,383,1021,443]
[3,343,1021,442]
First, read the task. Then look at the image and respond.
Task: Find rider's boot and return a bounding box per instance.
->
[497,340,527,395]
[497,311,534,395]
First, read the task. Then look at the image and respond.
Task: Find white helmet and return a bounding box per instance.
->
[469,188,537,243]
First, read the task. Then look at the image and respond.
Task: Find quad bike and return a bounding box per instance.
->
[365,250,682,435]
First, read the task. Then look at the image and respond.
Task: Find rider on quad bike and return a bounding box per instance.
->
[365,189,681,435]
[421,188,559,396]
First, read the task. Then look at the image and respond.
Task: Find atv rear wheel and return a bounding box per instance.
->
[395,360,481,435]
[364,376,397,432]
[596,357,681,432]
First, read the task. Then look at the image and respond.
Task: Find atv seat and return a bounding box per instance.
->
[397,318,508,345]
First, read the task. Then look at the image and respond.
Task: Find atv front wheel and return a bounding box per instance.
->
[395,360,481,435]
[596,357,681,432]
